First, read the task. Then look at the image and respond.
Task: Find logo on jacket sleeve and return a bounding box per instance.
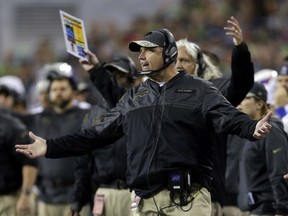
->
[133,88,149,100]
[272,147,282,154]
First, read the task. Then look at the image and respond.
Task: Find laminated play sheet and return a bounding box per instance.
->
[60,10,88,60]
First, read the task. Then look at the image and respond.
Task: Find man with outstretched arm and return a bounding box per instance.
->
[16,28,272,216]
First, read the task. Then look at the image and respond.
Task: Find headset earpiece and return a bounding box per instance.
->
[195,46,206,78]
[157,28,178,64]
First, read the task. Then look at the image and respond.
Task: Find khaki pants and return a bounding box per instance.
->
[222,206,249,216]
[0,192,17,216]
[132,187,211,216]
[38,201,89,216]
[94,187,132,216]
[0,191,36,216]
[250,214,273,216]
[210,201,223,216]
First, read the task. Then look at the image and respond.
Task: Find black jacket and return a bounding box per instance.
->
[72,103,127,210]
[0,111,37,194]
[72,65,128,210]
[89,63,126,108]
[224,134,246,206]
[211,42,254,107]
[46,72,257,198]
[238,118,288,215]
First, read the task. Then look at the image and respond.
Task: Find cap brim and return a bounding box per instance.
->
[246,92,256,98]
[105,62,129,74]
[129,40,159,52]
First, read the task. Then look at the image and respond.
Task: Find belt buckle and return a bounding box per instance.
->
[116,179,127,189]
[116,180,123,189]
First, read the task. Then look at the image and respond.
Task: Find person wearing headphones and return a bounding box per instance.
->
[16,28,272,216]
[175,16,255,216]
[175,16,254,107]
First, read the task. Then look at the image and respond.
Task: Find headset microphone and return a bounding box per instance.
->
[139,62,172,75]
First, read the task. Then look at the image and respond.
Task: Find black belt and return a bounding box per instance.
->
[99,179,128,190]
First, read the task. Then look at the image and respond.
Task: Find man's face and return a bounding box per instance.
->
[175,47,196,75]
[38,91,49,109]
[276,75,288,90]
[0,93,14,109]
[113,71,133,88]
[237,97,261,120]
[0,88,15,109]
[138,47,164,72]
[49,79,74,110]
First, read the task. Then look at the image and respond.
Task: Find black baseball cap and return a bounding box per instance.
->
[104,56,138,79]
[277,64,288,76]
[246,82,267,102]
[129,30,167,52]
[105,57,131,74]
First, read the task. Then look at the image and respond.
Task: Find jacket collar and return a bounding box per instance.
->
[147,71,186,89]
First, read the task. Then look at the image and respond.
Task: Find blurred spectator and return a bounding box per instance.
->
[273,64,288,134]
[237,82,288,215]
[75,81,92,110]
[0,75,27,113]
[30,79,51,114]
[0,109,38,216]
[28,64,89,216]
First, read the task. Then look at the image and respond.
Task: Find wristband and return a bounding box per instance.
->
[21,188,32,195]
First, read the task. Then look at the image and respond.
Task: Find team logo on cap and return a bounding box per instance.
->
[135,40,159,47]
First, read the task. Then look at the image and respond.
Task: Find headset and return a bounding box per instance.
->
[194,45,206,78]
[158,28,178,64]
[139,28,178,75]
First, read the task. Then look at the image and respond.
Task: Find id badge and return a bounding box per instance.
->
[131,195,141,211]
[93,194,105,215]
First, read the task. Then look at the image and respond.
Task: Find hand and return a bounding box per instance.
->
[15,132,47,158]
[79,50,99,72]
[16,193,35,216]
[224,16,243,45]
[253,111,273,139]
[284,173,288,180]
[274,85,288,108]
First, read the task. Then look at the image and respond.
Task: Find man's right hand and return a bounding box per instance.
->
[15,132,47,158]
[79,50,100,72]
[224,16,243,46]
